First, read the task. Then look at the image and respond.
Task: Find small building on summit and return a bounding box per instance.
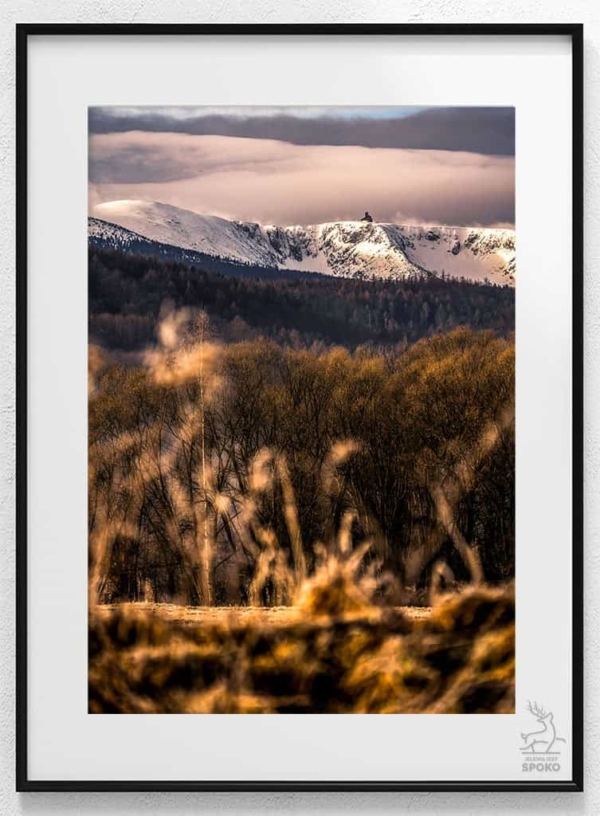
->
[361,211,374,223]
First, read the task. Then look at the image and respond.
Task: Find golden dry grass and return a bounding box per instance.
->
[89,584,514,715]
[88,321,515,715]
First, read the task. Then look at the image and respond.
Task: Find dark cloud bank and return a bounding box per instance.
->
[89,107,515,157]
[88,107,515,227]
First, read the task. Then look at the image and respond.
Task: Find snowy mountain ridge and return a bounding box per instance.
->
[90,200,516,285]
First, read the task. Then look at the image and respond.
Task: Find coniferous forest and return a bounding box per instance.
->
[89,247,514,352]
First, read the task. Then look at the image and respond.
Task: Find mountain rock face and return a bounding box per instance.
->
[90,200,515,285]
[88,217,317,281]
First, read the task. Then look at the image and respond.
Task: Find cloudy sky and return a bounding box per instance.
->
[88,106,515,227]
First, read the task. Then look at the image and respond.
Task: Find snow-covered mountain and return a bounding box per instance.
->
[90,200,516,285]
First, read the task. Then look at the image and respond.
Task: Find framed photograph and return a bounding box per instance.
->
[17,23,583,792]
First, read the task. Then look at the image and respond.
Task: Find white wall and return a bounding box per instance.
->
[0,2,598,814]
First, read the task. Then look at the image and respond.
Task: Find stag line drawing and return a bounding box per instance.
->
[521,701,566,754]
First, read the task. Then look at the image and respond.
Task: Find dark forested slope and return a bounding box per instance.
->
[89,247,514,351]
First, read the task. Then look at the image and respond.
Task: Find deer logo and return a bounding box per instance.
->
[520,701,566,755]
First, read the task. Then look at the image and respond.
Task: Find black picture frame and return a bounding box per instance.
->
[15,22,584,793]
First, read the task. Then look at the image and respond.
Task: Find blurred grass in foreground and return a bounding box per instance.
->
[89,578,514,714]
